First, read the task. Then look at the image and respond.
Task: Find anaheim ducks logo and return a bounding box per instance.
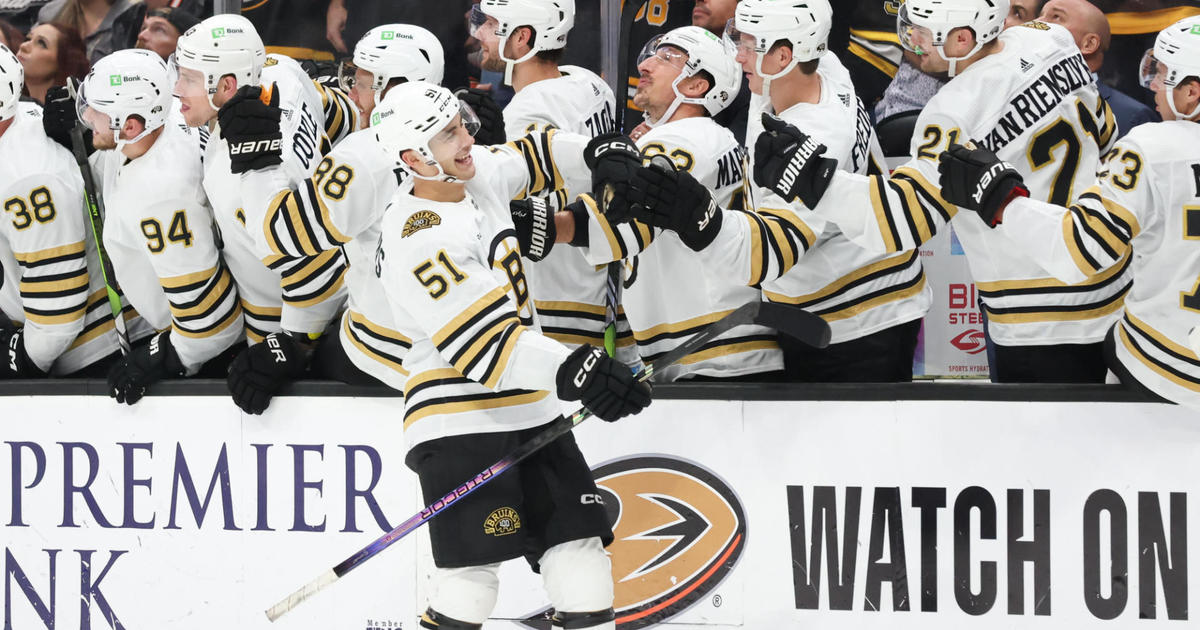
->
[402,210,441,237]
[519,456,746,629]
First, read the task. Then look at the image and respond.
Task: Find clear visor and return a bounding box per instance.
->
[1139,48,1168,89]
[74,83,111,132]
[170,56,209,98]
[469,5,497,39]
[897,5,935,56]
[636,35,689,69]
[428,100,482,151]
[337,59,359,92]
[723,18,758,56]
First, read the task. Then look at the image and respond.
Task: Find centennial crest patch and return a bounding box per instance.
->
[484,507,520,536]
[402,211,441,237]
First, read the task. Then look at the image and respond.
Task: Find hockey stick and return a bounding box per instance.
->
[265,301,829,621]
[68,79,130,356]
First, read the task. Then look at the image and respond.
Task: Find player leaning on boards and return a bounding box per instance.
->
[228,24,448,395]
[753,0,1121,383]
[372,82,651,630]
[0,44,152,379]
[471,0,637,357]
[533,26,784,382]
[630,0,931,382]
[936,16,1200,409]
[172,14,350,414]
[63,50,244,403]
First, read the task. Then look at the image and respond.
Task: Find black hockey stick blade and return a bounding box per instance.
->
[753,302,831,349]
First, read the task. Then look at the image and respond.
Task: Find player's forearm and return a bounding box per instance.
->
[492,328,572,393]
[1003,196,1128,284]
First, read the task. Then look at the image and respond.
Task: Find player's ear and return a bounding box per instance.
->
[679,74,711,99]
[1182,78,1200,119]
[513,25,535,55]
[1080,33,1100,56]
[122,115,145,140]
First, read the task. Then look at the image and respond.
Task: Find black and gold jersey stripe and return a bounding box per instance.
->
[1117,313,1200,393]
[765,250,926,323]
[505,127,566,200]
[1058,186,1139,277]
[274,247,348,309]
[161,264,243,340]
[341,310,412,378]
[241,301,282,343]
[313,82,358,147]
[402,367,549,429]
[431,286,528,390]
[16,241,89,326]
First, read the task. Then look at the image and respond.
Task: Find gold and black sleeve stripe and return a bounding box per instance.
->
[263,181,352,261]
[241,301,282,343]
[161,264,243,339]
[278,247,348,308]
[314,82,358,146]
[16,242,89,326]
[506,126,564,198]
[432,286,528,390]
[1060,186,1138,277]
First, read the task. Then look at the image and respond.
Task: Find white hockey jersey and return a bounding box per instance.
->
[242,127,411,390]
[204,54,347,341]
[810,22,1121,346]
[0,103,152,374]
[579,116,784,381]
[377,130,591,448]
[503,65,635,355]
[1001,121,1200,408]
[709,53,930,345]
[96,123,243,373]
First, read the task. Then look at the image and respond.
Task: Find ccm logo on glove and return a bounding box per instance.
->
[573,346,604,388]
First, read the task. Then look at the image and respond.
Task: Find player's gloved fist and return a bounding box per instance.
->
[938,143,1029,227]
[218,83,283,174]
[0,329,47,379]
[226,332,310,415]
[107,330,186,405]
[556,345,651,422]
[628,155,722,251]
[753,113,838,208]
[584,132,642,223]
[509,196,557,262]
[455,87,505,146]
[42,83,85,153]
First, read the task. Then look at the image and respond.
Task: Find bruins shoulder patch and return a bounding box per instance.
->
[264,57,279,67]
[1019,20,1051,30]
[402,210,442,237]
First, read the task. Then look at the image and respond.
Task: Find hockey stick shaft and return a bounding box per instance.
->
[265,301,827,622]
[68,82,130,355]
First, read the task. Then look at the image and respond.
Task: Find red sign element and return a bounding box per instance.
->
[950,329,988,354]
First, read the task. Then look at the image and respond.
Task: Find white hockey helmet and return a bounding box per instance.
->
[478,0,575,85]
[637,25,741,126]
[0,43,21,122]
[340,24,445,105]
[78,49,173,148]
[372,81,481,182]
[1140,16,1200,119]
[897,0,1008,77]
[173,14,266,109]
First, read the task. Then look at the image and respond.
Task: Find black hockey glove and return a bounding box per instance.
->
[218,84,283,174]
[455,87,506,146]
[509,196,557,262]
[938,143,1029,228]
[226,332,310,415]
[42,83,92,154]
[628,155,722,251]
[753,113,838,208]
[0,329,48,379]
[556,345,651,422]
[107,330,187,405]
[584,132,642,223]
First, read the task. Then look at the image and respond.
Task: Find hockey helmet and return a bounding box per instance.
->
[79,49,173,147]
[372,82,481,182]
[477,0,575,85]
[339,24,445,105]
[0,44,20,122]
[1140,16,1200,119]
[636,25,741,126]
[172,13,265,110]
[897,0,1009,77]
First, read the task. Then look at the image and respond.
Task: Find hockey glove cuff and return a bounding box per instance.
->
[753,113,838,208]
[219,84,283,174]
[628,156,722,251]
[0,329,48,379]
[556,345,651,422]
[509,196,557,262]
[938,143,1029,227]
[226,332,310,415]
[43,83,89,154]
[107,330,187,405]
[584,132,642,223]
[456,87,506,146]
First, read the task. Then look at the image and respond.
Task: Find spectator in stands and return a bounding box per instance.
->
[17,21,87,104]
[135,6,198,60]
[243,0,334,62]
[37,0,143,63]
[1040,0,1156,139]
[0,19,25,51]
[1004,0,1045,28]
[143,0,207,14]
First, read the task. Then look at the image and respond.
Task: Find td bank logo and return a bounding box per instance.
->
[381,31,394,40]
[211,27,224,38]
[109,75,122,86]
[520,456,747,629]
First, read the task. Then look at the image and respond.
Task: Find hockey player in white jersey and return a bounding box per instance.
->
[0,44,152,378]
[372,82,650,630]
[472,0,637,356]
[172,14,349,413]
[936,16,1200,408]
[536,26,783,381]
[630,0,930,381]
[235,24,447,392]
[753,0,1121,382]
[69,49,245,403]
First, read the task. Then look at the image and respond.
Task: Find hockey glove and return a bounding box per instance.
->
[509,196,557,262]
[107,330,187,405]
[455,87,506,146]
[226,332,310,415]
[555,345,651,422]
[628,155,722,251]
[218,84,283,174]
[938,143,1029,227]
[0,329,48,379]
[43,83,90,154]
[753,113,838,208]
[584,132,642,223]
